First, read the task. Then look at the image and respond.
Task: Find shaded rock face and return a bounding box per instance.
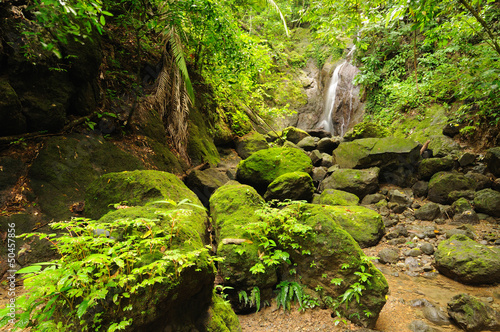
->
[474,188,500,217]
[485,147,500,177]
[428,172,476,205]
[319,167,380,198]
[434,234,500,284]
[447,294,500,332]
[0,6,102,134]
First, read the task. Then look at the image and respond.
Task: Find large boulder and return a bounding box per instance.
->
[447,294,500,332]
[236,147,313,191]
[235,131,269,159]
[427,172,476,204]
[282,204,388,328]
[312,189,360,206]
[434,234,500,284]
[29,134,144,221]
[85,170,200,220]
[474,189,500,217]
[210,182,277,312]
[319,168,380,198]
[333,137,420,186]
[325,205,385,248]
[485,147,500,177]
[263,171,315,202]
[283,126,310,144]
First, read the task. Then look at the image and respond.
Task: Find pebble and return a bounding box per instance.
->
[420,243,435,255]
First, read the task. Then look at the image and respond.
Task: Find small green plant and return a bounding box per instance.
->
[0,200,211,331]
[238,286,262,312]
[275,281,305,311]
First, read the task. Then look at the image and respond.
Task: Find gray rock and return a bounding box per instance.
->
[415,202,441,221]
[361,193,386,205]
[445,227,475,240]
[423,305,450,326]
[319,167,380,199]
[320,153,334,167]
[465,172,492,190]
[420,243,435,255]
[297,136,317,151]
[459,152,476,167]
[378,248,400,264]
[452,210,479,224]
[418,156,455,180]
[311,167,327,185]
[412,181,429,197]
[428,171,476,204]
[309,149,323,166]
[485,147,500,177]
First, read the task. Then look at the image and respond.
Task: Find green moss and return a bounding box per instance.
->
[392,105,449,143]
[85,170,201,220]
[206,293,241,332]
[236,147,313,190]
[187,106,220,166]
[343,122,390,141]
[282,126,310,144]
[333,138,378,169]
[313,189,360,206]
[264,171,314,202]
[146,138,186,174]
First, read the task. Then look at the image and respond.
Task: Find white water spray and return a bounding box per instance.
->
[317,47,356,136]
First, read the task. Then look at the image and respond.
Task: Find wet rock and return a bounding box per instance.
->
[435,234,500,284]
[297,136,317,151]
[378,248,400,264]
[319,167,380,199]
[474,188,500,217]
[415,202,441,221]
[264,171,315,202]
[447,293,500,331]
[465,172,492,190]
[420,243,435,255]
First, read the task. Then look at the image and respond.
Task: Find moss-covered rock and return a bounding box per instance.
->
[236,131,269,159]
[187,106,220,166]
[29,134,144,221]
[283,126,310,144]
[434,234,500,284]
[485,147,500,177]
[473,188,500,217]
[0,78,26,135]
[324,205,385,248]
[418,156,455,180]
[447,294,500,332]
[263,171,314,202]
[343,122,390,141]
[210,182,277,311]
[428,172,476,204]
[85,170,201,220]
[319,168,380,199]
[312,189,360,206]
[205,293,242,332]
[236,147,313,191]
[282,204,388,328]
[414,202,442,221]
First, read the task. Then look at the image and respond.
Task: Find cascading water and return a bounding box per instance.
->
[317,47,359,136]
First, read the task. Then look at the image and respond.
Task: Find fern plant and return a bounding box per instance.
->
[275,281,305,311]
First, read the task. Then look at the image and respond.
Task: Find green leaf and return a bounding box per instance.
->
[77,299,89,318]
[16,265,43,274]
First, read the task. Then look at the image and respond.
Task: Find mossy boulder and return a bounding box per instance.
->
[29,134,144,221]
[447,294,500,332]
[485,147,500,177]
[210,182,277,311]
[263,171,314,202]
[427,135,462,158]
[319,168,380,199]
[85,170,201,220]
[282,204,388,328]
[236,147,313,191]
[428,172,476,204]
[187,107,220,166]
[283,126,310,144]
[418,156,455,180]
[334,137,420,186]
[205,293,242,332]
[316,188,360,206]
[474,189,500,217]
[235,131,269,159]
[324,205,385,248]
[414,202,442,221]
[343,122,390,141]
[434,234,500,284]
[312,189,360,206]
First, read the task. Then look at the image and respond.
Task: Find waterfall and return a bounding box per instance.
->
[317,47,358,136]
